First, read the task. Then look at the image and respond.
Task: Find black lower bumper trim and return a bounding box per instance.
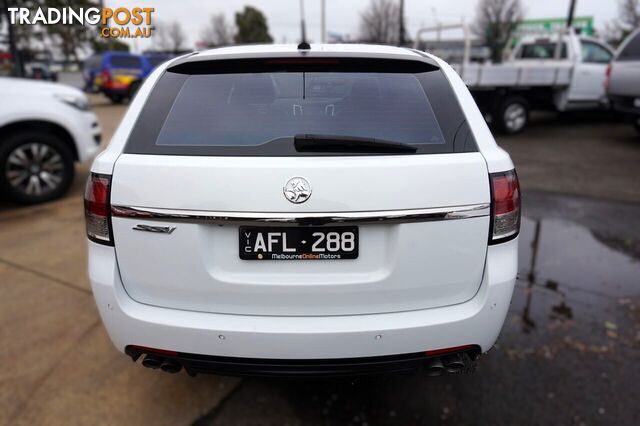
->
[610,95,640,116]
[125,345,481,377]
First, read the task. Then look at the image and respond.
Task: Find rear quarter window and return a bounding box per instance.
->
[618,32,640,61]
[124,58,477,156]
[85,55,102,70]
[518,42,568,59]
[580,41,612,63]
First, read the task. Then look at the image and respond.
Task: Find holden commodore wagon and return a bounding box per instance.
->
[86,43,520,377]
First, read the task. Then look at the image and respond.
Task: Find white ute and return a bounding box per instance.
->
[464,29,614,133]
[1,77,101,203]
[417,27,614,133]
[86,44,520,377]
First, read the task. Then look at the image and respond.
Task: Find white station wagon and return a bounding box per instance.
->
[86,43,520,377]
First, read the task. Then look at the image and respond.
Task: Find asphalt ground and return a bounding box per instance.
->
[1,95,638,425]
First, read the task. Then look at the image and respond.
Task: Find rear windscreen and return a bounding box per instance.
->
[156,72,445,147]
[618,32,640,61]
[125,58,477,156]
[111,56,142,69]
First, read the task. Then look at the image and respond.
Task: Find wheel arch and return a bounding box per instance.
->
[0,120,78,161]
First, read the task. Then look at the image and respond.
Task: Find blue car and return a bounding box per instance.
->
[83,52,145,103]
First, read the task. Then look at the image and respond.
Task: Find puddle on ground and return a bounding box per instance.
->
[510,216,640,348]
[519,216,640,299]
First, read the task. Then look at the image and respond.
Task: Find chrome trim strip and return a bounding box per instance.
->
[111,204,490,226]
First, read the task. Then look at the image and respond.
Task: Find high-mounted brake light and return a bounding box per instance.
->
[263,58,339,65]
[84,173,113,246]
[489,170,520,244]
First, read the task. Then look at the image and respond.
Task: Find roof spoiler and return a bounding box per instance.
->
[167,56,440,75]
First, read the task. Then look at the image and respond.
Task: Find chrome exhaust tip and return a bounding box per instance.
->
[442,353,469,374]
[141,354,163,369]
[160,359,182,374]
[426,358,445,377]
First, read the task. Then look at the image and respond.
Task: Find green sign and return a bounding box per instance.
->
[514,16,594,37]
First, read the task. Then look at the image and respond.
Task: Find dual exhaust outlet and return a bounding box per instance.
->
[138,350,474,377]
[141,354,182,374]
[425,353,472,377]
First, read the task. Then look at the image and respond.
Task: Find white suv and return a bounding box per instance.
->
[86,44,520,377]
[1,77,101,203]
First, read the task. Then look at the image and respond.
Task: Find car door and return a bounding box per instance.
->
[568,40,613,102]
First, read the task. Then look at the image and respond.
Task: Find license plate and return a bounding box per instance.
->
[634,98,640,108]
[239,226,359,260]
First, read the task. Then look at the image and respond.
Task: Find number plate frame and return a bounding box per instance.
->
[239,226,359,260]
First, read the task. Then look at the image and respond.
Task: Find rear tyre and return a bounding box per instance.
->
[496,96,529,135]
[0,131,75,204]
[107,93,124,104]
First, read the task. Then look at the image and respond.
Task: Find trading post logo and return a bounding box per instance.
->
[7,7,155,39]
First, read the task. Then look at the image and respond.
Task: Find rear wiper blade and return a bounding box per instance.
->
[294,134,417,153]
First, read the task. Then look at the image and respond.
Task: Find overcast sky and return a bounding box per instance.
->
[108,0,621,51]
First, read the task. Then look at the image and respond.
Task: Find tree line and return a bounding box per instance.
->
[158,6,273,51]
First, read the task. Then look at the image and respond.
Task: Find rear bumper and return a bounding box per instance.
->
[609,95,640,116]
[89,238,517,361]
[125,345,480,377]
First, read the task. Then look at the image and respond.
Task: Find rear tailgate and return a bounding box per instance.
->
[111,153,489,316]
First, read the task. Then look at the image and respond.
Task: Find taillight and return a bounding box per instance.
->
[84,173,113,246]
[604,64,612,93]
[102,70,111,88]
[489,170,520,244]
